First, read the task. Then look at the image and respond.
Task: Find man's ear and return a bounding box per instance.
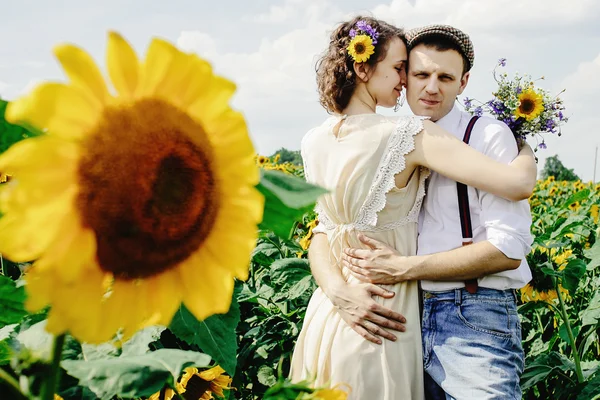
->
[457,71,470,95]
[354,62,371,82]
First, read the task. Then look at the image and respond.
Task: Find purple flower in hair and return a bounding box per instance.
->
[349,28,357,38]
[356,20,368,31]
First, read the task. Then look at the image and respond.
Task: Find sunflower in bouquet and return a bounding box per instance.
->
[464,58,568,150]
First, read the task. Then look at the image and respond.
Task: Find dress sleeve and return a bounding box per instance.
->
[355,116,429,228]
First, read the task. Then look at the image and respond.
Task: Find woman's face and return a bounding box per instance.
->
[364,37,408,108]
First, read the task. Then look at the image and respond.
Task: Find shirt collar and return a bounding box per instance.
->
[435,104,463,134]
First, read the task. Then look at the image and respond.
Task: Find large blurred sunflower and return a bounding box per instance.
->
[515,89,544,121]
[0,32,263,343]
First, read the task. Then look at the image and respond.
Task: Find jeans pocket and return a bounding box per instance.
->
[456,300,513,339]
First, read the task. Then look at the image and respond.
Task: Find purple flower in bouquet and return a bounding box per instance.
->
[498,58,507,67]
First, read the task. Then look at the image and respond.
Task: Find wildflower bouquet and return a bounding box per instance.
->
[464,58,568,150]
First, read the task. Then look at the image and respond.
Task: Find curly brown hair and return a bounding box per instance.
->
[316,16,405,114]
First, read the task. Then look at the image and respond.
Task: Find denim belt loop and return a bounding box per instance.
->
[454,288,462,305]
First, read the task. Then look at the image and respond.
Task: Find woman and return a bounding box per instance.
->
[289,16,536,399]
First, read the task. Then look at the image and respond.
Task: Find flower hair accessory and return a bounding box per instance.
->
[347,20,379,63]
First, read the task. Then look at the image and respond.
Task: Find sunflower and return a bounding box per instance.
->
[256,155,269,165]
[347,34,375,63]
[515,89,544,121]
[0,32,263,343]
[186,366,233,399]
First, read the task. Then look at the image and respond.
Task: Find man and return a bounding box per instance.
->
[308,25,534,399]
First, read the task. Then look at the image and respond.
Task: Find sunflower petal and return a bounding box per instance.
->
[24,266,55,312]
[179,252,235,321]
[5,83,99,140]
[146,269,182,326]
[107,31,140,99]
[0,187,75,261]
[54,43,109,106]
[50,268,112,342]
[35,215,96,283]
[187,76,236,125]
[138,38,179,97]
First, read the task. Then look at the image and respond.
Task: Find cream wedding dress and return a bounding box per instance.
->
[290,114,429,400]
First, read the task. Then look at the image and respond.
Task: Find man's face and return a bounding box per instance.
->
[406,44,469,122]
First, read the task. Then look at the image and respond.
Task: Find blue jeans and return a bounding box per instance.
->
[421,287,524,400]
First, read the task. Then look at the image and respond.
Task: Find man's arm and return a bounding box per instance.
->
[343,121,533,284]
[342,235,519,284]
[308,232,407,344]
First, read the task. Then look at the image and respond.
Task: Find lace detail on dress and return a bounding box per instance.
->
[355,116,428,229]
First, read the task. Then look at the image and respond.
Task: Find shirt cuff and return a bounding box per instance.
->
[486,229,532,260]
[312,222,328,235]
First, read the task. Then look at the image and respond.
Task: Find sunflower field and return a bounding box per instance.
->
[0,35,598,400]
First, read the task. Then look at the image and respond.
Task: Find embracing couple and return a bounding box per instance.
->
[289,16,535,400]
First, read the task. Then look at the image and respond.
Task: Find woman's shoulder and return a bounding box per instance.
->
[301,116,338,149]
[383,115,430,136]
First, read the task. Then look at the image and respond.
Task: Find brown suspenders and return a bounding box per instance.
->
[458,116,480,294]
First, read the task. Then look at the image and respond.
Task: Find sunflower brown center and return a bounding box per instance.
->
[520,99,534,114]
[77,98,218,280]
[355,43,365,54]
[182,375,212,400]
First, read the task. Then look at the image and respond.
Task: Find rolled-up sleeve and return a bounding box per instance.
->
[476,122,533,260]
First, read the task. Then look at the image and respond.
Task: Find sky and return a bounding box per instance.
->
[1,0,599,180]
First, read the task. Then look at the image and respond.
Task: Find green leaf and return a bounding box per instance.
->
[62,348,211,400]
[257,365,277,387]
[169,287,240,376]
[0,275,27,328]
[550,216,587,239]
[580,291,600,327]
[558,321,580,344]
[584,240,600,271]
[0,324,16,365]
[521,351,576,390]
[269,258,311,286]
[561,258,587,293]
[15,320,54,361]
[121,326,165,357]
[0,99,41,155]
[558,188,591,209]
[257,170,327,237]
[577,371,600,400]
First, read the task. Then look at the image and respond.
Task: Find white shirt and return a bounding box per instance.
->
[418,105,533,291]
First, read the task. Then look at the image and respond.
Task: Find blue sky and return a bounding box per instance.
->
[1,0,599,179]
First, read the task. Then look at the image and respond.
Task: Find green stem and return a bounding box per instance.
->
[535,310,544,333]
[41,333,66,400]
[0,368,28,400]
[288,220,299,241]
[555,284,584,383]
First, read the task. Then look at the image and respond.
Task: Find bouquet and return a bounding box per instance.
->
[463,58,568,150]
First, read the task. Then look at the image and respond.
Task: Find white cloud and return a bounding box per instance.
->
[373,0,599,32]
[561,53,600,109]
[0,82,10,98]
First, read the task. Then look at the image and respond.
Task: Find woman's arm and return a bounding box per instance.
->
[409,120,535,201]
